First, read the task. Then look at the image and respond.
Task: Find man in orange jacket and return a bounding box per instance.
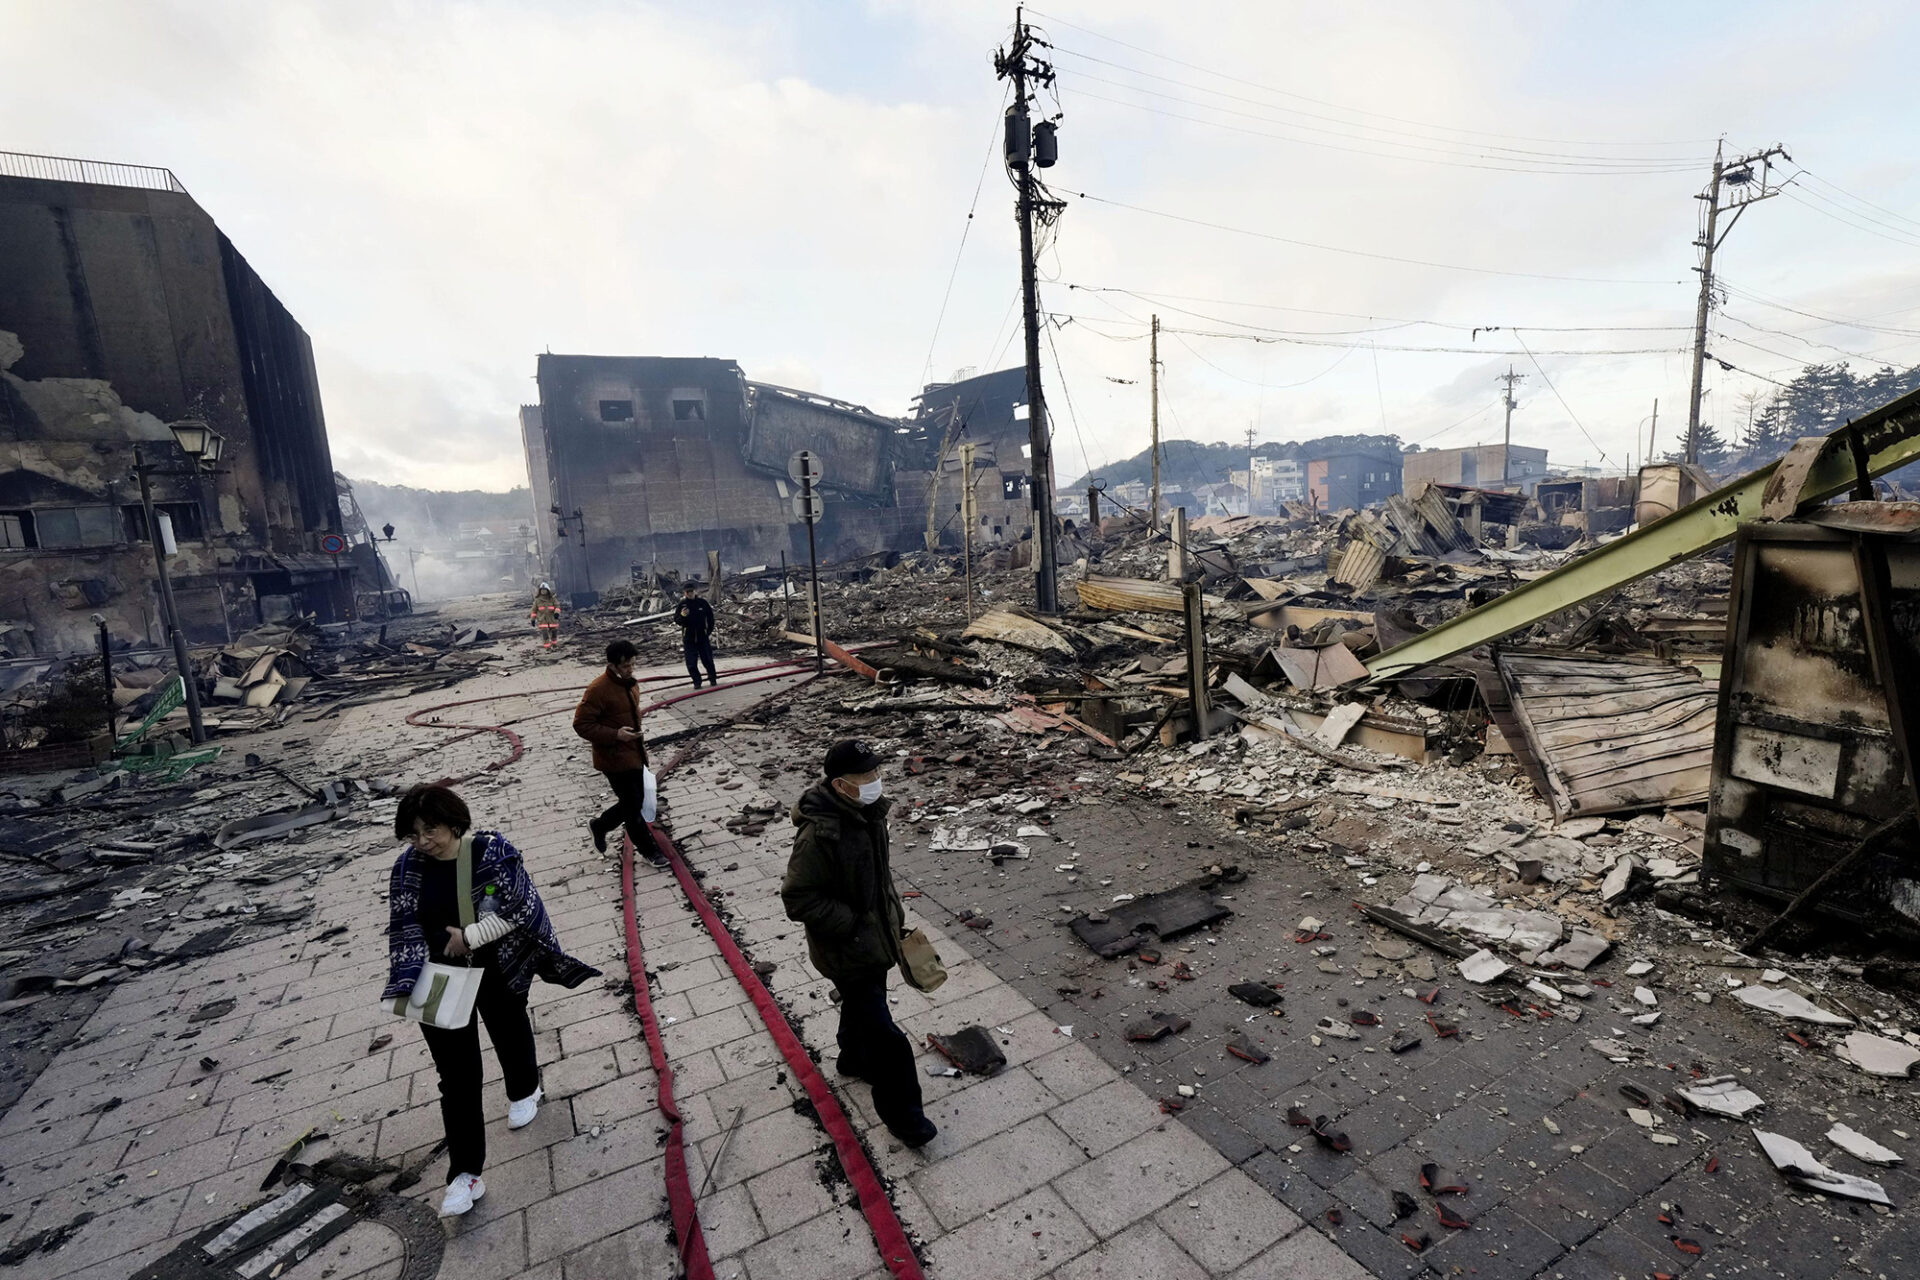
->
[572,639,666,867]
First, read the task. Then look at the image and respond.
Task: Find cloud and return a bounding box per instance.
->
[4,0,1918,489]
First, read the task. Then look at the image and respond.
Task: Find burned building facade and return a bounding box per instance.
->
[0,154,352,653]
[525,355,918,599]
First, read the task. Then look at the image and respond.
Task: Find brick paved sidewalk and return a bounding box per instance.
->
[653,731,1367,1280]
[0,655,1372,1280]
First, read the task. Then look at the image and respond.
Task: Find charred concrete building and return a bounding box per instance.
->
[525,355,987,598]
[0,153,353,653]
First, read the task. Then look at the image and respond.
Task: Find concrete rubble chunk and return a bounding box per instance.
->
[1835,1031,1920,1078]
[1457,949,1510,984]
[1827,1124,1902,1166]
[1676,1076,1765,1118]
[1601,855,1640,902]
[1539,930,1611,971]
[1753,1128,1892,1205]
[1734,985,1852,1026]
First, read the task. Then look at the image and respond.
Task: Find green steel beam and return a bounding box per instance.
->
[1365,385,1920,683]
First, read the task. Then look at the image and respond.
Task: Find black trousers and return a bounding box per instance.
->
[833,967,925,1131]
[595,768,663,859]
[683,634,717,686]
[419,965,539,1182]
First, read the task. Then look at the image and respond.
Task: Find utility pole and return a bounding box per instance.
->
[1647,398,1658,464]
[1498,366,1526,485]
[132,445,205,744]
[996,7,1065,612]
[1244,424,1256,515]
[960,442,977,619]
[1150,314,1162,529]
[1686,140,1790,462]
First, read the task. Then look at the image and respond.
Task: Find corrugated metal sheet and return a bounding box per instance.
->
[1494,650,1717,817]
[1076,575,1243,619]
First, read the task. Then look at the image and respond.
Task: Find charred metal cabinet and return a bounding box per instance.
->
[1706,520,1920,927]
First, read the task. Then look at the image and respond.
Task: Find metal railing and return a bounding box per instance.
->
[0,150,187,193]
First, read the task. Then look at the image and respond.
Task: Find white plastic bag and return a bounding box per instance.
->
[642,766,657,824]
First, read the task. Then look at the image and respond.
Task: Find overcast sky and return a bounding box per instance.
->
[6,0,1920,491]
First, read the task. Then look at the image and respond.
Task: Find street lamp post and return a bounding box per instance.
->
[133,438,209,744]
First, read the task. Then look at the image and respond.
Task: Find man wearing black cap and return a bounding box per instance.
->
[781,739,936,1148]
[673,582,718,689]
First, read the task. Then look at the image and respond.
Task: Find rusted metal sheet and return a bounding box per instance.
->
[1494,650,1718,817]
[1705,521,1920,928]
[1075,575,1242,619]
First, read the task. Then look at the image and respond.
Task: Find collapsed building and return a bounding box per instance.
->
[0,153,372,653]
[522,357,1042,601]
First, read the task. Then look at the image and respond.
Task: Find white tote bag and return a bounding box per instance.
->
[391,960,482,1029]
[642,766,658,824]
[386,837,481,1029]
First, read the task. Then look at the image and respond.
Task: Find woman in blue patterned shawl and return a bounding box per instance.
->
[383,783,600,1217]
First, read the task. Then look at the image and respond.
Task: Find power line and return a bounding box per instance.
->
[1065,282,1693,337]
[1168,331,1362,389]
[1024,8,1716,149]
[1072,191,1687,285]
[1513,331,1611,464]
[1796,169,1920,235]
[1065,80,1706,177]
[921,83,1011,386]
[1716,278,1920,338]
[1049,48,1711,166]
[1046,313,1688,356]
[1041,311,1097,480]
[1781,188,1920,251]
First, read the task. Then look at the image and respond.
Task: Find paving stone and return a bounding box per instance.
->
[1055,1122,1231,1239]
[1045,1218,1207,1280]
[925,1186,1095,1280]
[746,1154,840,1237]
[1230,1225,1376,1280]
[1152,1167,1299,1272]
[1048,1076,1164,1158]
[559,1221,681,1280]
[526,1157,668,1262]
[739,1203,883,1280]
[912,1114,1083,1230]
[440,1208,530,1280]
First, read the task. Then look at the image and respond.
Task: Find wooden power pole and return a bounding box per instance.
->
[1150,313,1161,530]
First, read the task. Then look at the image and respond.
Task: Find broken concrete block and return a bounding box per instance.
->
[926,1026,1007,1075]
[1676,1077,1765,1119]
[1734,985,1851,1026]
[1600,855,1640,902]
[1633,986,1658,1007]
[1753,1128,1891,1205]
[1827,1124,1901,1166]
[1836,1031,1920,1078]
[1227,982,1284,1009]
[1314,1017,1360,1041]
[1457,949,1510,984]
[1125,1011,1192,1043]
[1539,930,1610,971]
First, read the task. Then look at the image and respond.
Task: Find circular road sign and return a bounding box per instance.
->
[792,492,825,524]
[319,533,348,555]
[788,450,824,487]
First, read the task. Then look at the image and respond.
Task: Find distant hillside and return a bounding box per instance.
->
[1063,434,1402,493]
[346,479,533,538]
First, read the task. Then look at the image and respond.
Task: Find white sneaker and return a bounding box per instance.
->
[438,1173,485,1217]
[507,1086,543,1130]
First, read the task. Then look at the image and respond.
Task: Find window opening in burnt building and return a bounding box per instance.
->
[0,512,34,550]
[599,399,635,422]
[671,391,707,422]
[34,505,119,549]
[122,502,206,544]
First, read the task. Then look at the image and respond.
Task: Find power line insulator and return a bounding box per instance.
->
[1034,120,1058,168]
[1005,109,1031,169]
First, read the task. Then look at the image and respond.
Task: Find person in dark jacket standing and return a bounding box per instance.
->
[780,739,936,1147]
[674,582,719,688]
[572,639,666,866]
[382,784,600,1216]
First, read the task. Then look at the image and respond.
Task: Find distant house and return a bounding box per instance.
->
[1305,450,1401,510]
[1401,444,1549,495]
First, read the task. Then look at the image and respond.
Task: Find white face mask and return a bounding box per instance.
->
[856,778,884,806]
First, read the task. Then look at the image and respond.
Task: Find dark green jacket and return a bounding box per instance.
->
[781,781,906,982]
